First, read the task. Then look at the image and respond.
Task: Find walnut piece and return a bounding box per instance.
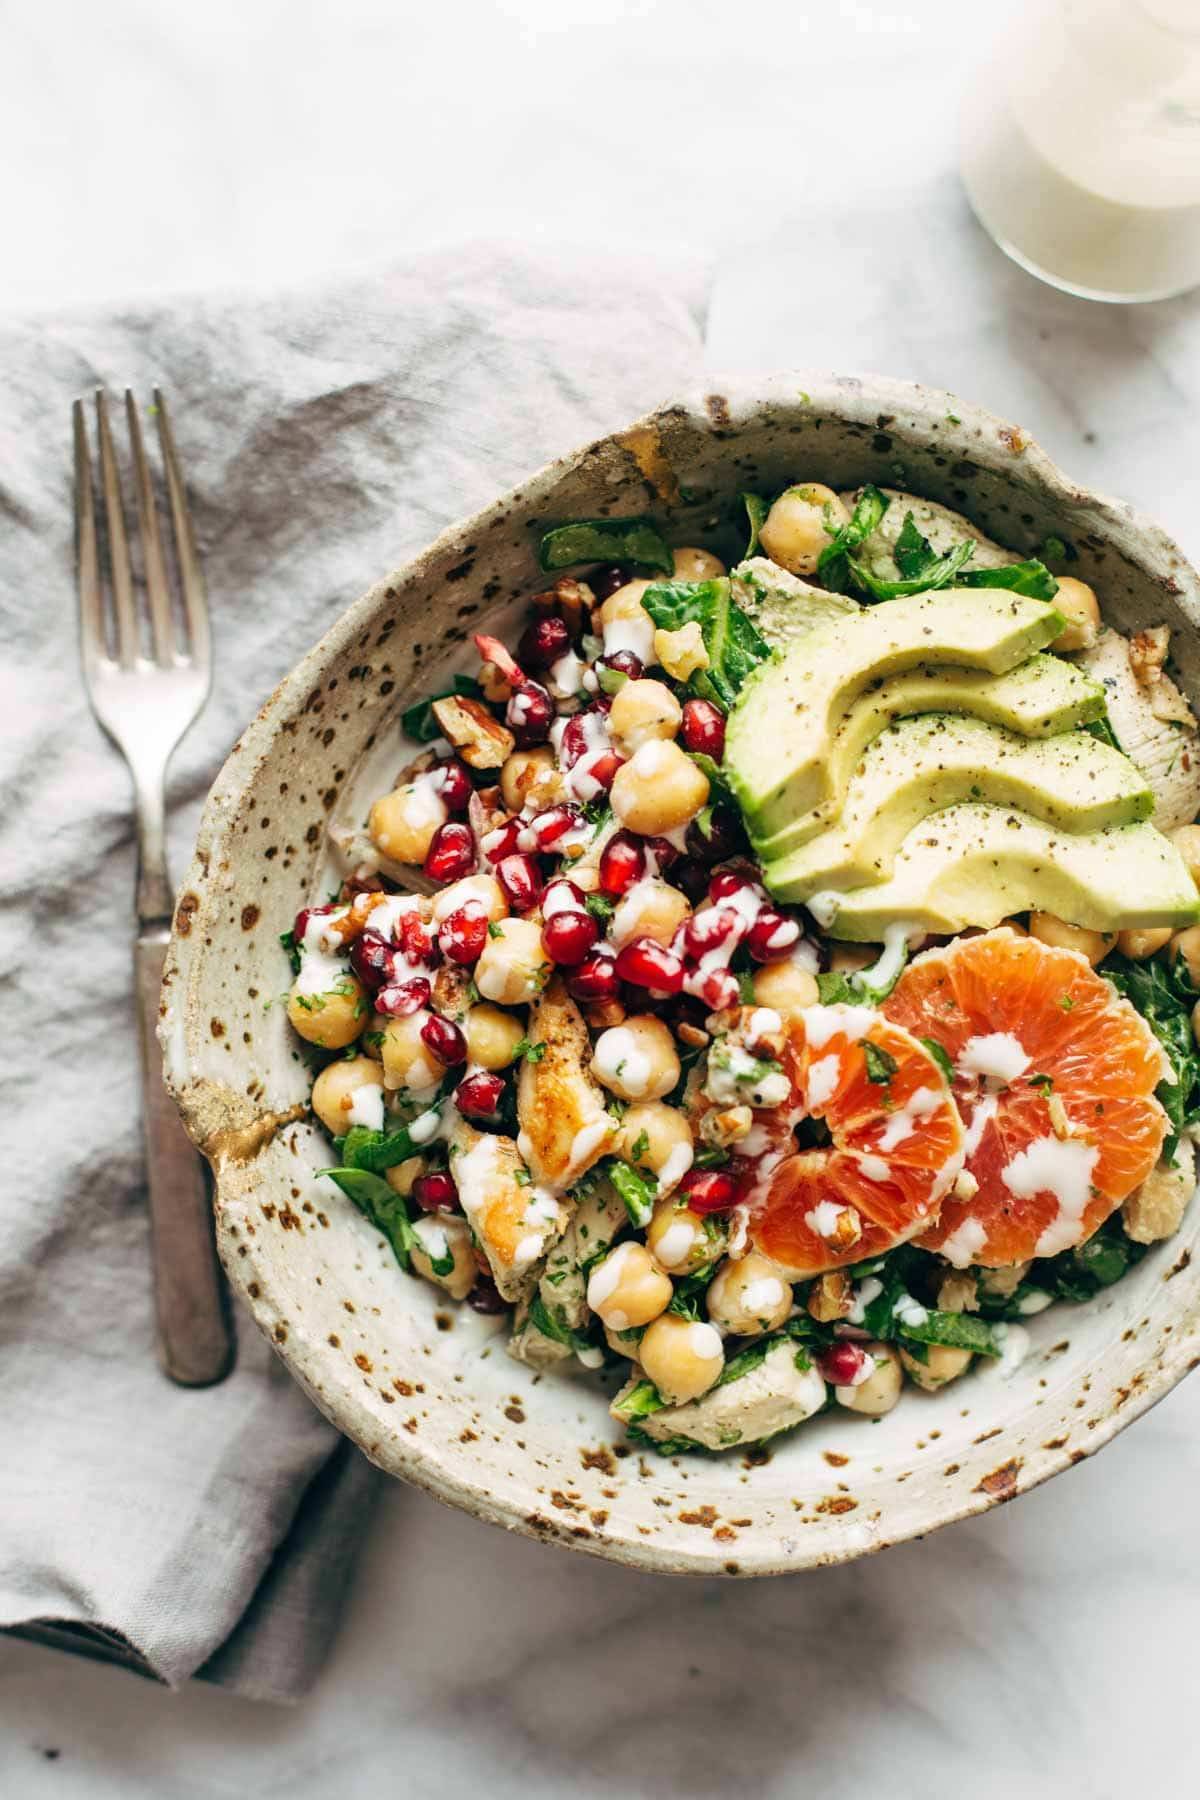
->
[431,694,515,769]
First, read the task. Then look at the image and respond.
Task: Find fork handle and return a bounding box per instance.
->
[136,929,235,1386]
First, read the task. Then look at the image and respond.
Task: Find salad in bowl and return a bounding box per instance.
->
[278,479,1200,1459]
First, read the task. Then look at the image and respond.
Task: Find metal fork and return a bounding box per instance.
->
[74,389,234,1387]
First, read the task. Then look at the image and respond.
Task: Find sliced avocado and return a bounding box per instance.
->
[750,654,1105,858]
[726,590,1067,844]
[731,557,860,650]
[764,715,1153,900]
[786,804,1200,938]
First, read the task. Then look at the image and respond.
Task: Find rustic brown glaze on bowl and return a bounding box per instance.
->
[161,373,1200,1574]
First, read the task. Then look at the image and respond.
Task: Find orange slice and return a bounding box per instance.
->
[882,928,1168,1267]
[748,1006,965,1277]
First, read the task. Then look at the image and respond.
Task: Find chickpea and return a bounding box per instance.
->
[608,678,683,754]
[379,1010,443,1095]
[616,1101,695,1192]
[1048,575,1101,653]
[759,482,849,577]
[592,1015,681,1101]
[598,579,651,629]
[410,1214,477,1301]
[639,1312,725,1405]
[431,873,508,925]
[1028,912,1116,965]
[585,1241,673,1331]
[597,579,655,665]
[706,1252,792,1336]
[645,1201,716,1275]
[753,958,819,1017]
[475,916,550,1006]
[899,1343,974,1392]
[311,1054,384,1137]
[1171,925,1200,988]
[611,877,691,949]
[500,746,560,814]
[384,1155,425,1198]
[465,1002,525,1070]
[835,1342,902,1416]
[1170,824,1200,890]
[368,782,446,866]
[977,1260,1031,1301]
[1117,926,1173,961]
[287,976,368,1050]
[610,739,709,835]
[671,546,726,581]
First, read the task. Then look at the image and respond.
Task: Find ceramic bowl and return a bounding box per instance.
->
[162,372,1200,1575]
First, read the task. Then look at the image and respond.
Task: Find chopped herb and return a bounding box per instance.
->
[512,1038,546,1063]
[816,484,890,593]
[1104,951,1200,1150]
[611,1377,668,1422]
[1057,993,1074,1012]
[401,673,481,743]
[716,1337,774,1387]
[693,1144,731,1169]
[487,921,505,939]
[861,1040,898,1086]
[514,1168,532,1187]
[585,892,616,926]
[629,1129,650,1164]
[897,1308,1001,1358]
[538,517,673,575]
[582,795,612,828]
[639,577,772,711]
[920,1036,955,1085]
[1029,1072,1054,1095]
[279,928,301,975]
[607,1158,658,1228]
[741,491,769,558]
[1085,713,1122,751]
[1042,533,1069,563]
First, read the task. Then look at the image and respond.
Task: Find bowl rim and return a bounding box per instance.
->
[163,368,1200,1575]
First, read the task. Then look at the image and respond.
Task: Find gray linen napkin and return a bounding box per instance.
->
[0,242,707,1697]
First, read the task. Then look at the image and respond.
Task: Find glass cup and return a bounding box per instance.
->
[961,0,1200,302]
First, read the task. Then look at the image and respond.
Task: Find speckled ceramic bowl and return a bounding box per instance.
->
[162,372,1200,1574]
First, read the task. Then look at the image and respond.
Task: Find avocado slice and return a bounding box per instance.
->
[788,804,1200,938]
[726,590,1068,844]
[763,715,1153,901]
[749,653,1105,859]
[730,557,860,650]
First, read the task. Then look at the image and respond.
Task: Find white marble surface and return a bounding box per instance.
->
[5,0,1200,1793]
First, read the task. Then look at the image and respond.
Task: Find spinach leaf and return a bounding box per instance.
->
[817,484,890,593]
[897,1308,1001,1358]
[667,1262,721,1320]
[402,673,481,743]
[528,1293,589,1352]
[538,517,673,574]
[741,491,769,558]
[716,1337,775,1387]
[611,1378,668,1422]
[1103,951,1200,1149]
[894,511,935,580]
[607,1159,658,1229]
[639,578,772,711]
[1036,1218,1147,1304]
[959,560,1059,601]
[846,538,975,601]
[320,1165,419,1270]
[625,1422,708,1457]
[1085,713,1122,751]
[341,1120,425,1173]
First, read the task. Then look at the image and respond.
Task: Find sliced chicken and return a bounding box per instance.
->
[517,978,617,1191]
[838,487,1012,583]
[1076,628,1200,831]
[449,1120,569,1303]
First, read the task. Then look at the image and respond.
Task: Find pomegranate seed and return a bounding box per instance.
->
[598,649,643,682]
[709,868,762,904]
[519,615,572,667]
[748,909,802,962]
[679,908,738,958]
[424,822,476,884]
[569,950,621,1001]
[420,1013,468,1066]
[428,759,472,812]
[506,681,554,747]
[687,805,744,864]
[395,911,439,967]
[467,1274,508,1314]
[642,835,681,872]
[615,938,685,996]
[542,877,586,915]
[482,818,522,863]
[586,750,624,792]
[677,1169,737,1214]
[672,856,710,902]
[375,977,431,1016]
[293,903,336,946]
[412,1170,461,1214]
[680,697,726,758]
[439,902,489,965]
[472,632,524,686]
[590,564,634,602]
[683,967,741,1011]
[819,1342,870,1387]
[524,804,581,851]
[599,831,646,896]
[455,1070,507,1117]
[349,931,398,991]
[497,853,545,912]
[543,909,599,966]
